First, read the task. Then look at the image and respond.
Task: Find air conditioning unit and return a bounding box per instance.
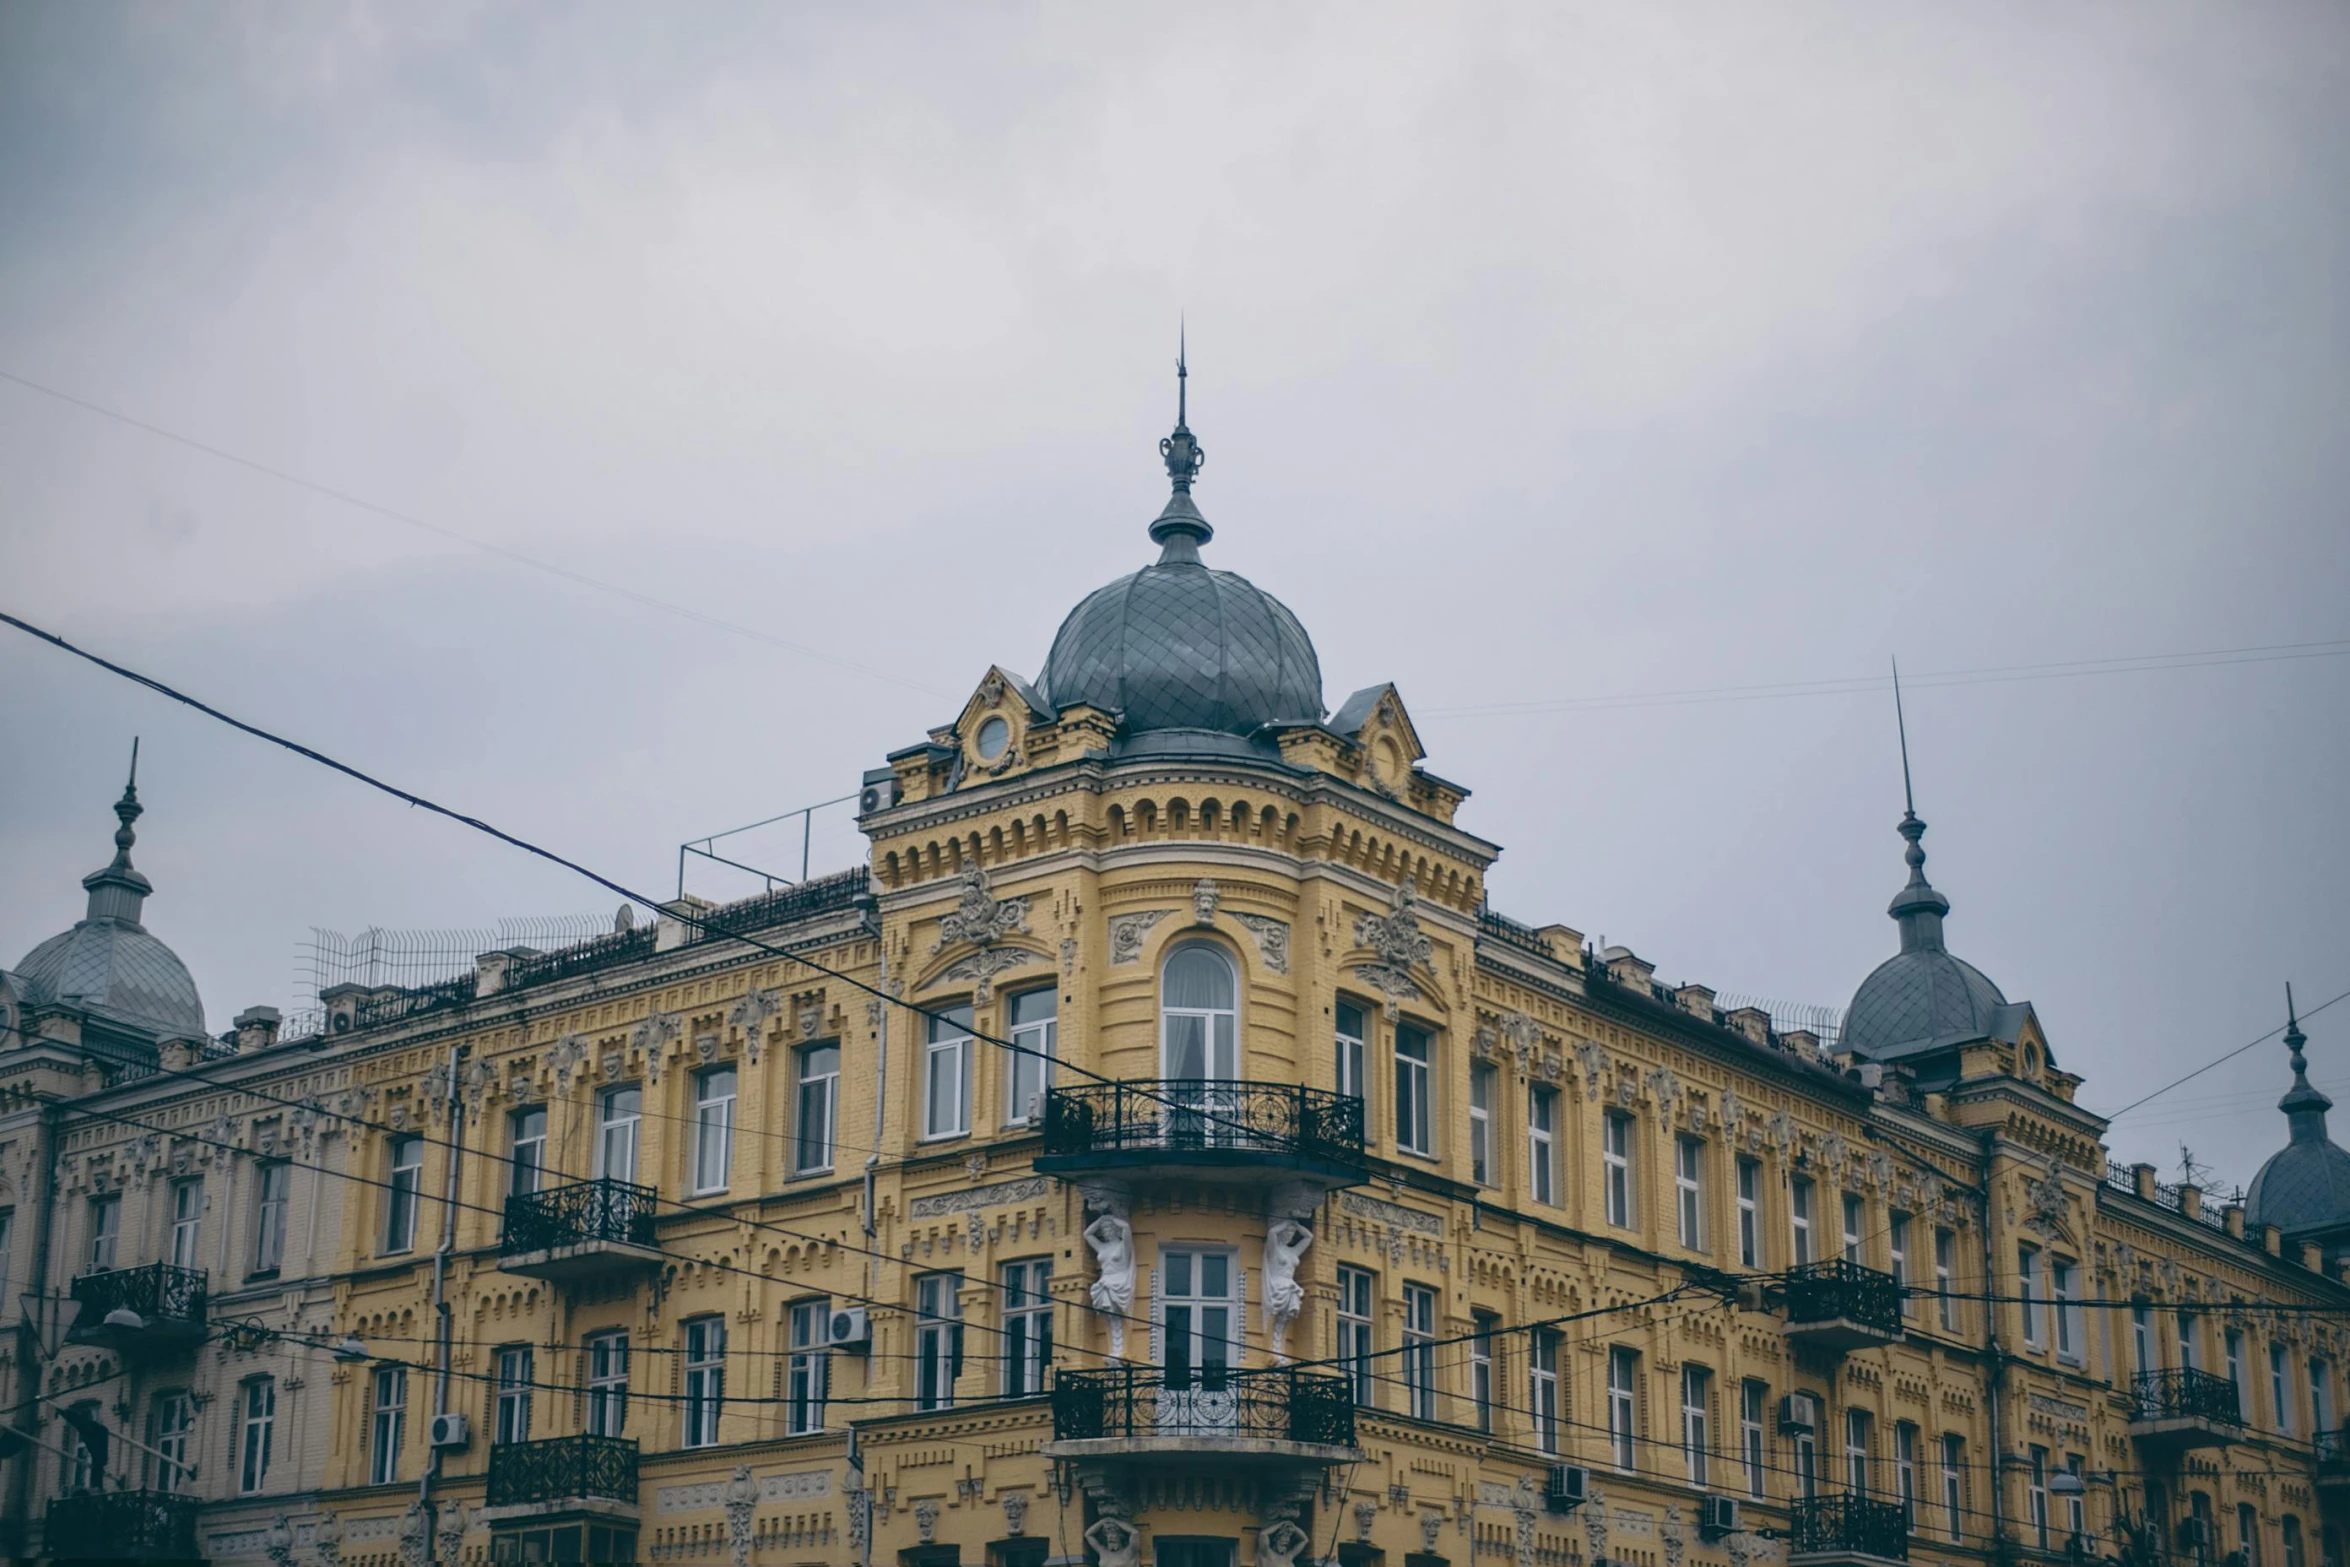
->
[827,1306,872,1351]
[1546,1465,1589,1514]
[1700,1496,1741,1541]
[428,1412,470,1450]
[1778,1392,1819,1434]
[859,769,900,816]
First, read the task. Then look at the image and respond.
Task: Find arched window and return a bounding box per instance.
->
[1161,945,1237,1083]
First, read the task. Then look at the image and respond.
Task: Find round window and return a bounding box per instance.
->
[975,715,1011,761]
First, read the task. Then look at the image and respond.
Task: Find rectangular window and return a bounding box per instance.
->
[2054,1259,2081,1361]
[238,1378,274,1494]
[1742,1380,1768,1499]
[915,1273,963,1411]
[1337,1266,1376,1406]
[169,1177,203,1269]
[1608,1346,1638,1471]
[691,1066,736,1194]
[1737,1158,1762,1269]
[1889,1215,1911,1317]
[2228,1330,2247,1418]
[585,1330,629,1437]
[1895,1423,1919,1526]
[252,1163,290,1276]
[1683,1365,1711,1487]
[370,1367,406,1486]
[1531,1329,1561,1454]
[1842,1193,1864,1263]
[1002,1259,1053,1398]
[2194,1494,2217,1567]
[2276,1343,2296,1435]
[682,1316,726,1447]
[509,1107,546,1197]
[1936,1227,1958,1331]
[1472,1313,1497,1434]
[495,1346,534,1445]
[2135,1306,2154,1375]
[2179,1311,2201,1371]
[89,1193,120,1272]
[596,1087,642,1182]
[149,1391,193,1493]
[1336,1000,1368,1104]
[1676,1138,1705,1251]
[1403,1283,1438,1419]
[66,1400,102,1492]
[1469,1062,1495,1186]
[2288,1519,2309,1567]
[1528,1086,1557,1206]
[1942,1434,1965,1542]
[1603,1113,1634,1229]
[1006,989,1057,1125]
[923,1005,974,1140]
[1394,1024,1434,1157]
[795,1042,839,1173]
[384,1136,423,1253]
[2315,1358,2334,1439]
[1847,1408,1873,1495]
[787,1300,830,1435]
[2027,1445,2050,1549]
[1795,1423,1818,1500]
[2065,1455,2086,1546]
[2019,1246,2044,1348]
[1791,1178,1813,1265]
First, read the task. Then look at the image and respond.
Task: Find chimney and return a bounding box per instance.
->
[233,1006,282,1053]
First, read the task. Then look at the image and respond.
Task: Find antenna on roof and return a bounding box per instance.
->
[1892,657,1916,820]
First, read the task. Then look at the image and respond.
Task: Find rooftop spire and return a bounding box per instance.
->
[2280,981,2333,1138]
[1886,659,1950,952]
[1150,325,1213,559]
[83,739,153,926]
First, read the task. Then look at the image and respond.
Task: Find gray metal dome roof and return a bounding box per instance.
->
[1842,810,2012,1059]
[13,756,207,1041]
[1039,370,1323,755]
[2245,996,2350,1239]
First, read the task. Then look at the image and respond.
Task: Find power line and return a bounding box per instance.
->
[0,367,949,698]
[2099,985,2350,1123]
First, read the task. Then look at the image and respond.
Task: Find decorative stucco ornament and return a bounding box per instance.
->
[933,864,1029,951]
[1192,878,1220,925]
[1232,913,1291,974]
[1259,1515,1312,1567]
[434,1500,465,1566]
[1084,1209,1136,1357]
[1354,1500,1378,1542]
[1263,1218,1313,1361]
[1662,1504,1686,1567]
[1001,1490,1029,1537]
[1084,1515,1142,1567]
[725,1465,759,1567]
[1353,879,1434,1015]
[914,1499,939,1544]
[1504,1012,1543,1071]
[1108,910,1173,965]
[2024,1159,2071,1237]
[730,986,780,1065]
[1583,1483,1610,1562]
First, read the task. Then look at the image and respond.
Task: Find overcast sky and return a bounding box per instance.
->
[2,2,2344,1186]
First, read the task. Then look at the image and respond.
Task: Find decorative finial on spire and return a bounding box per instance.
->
[1884,659,1949,950]
[1893,658,1916,821]
[111,736,144,869]
[2278,979,2333,1134]
[1149,328,1213,556]
[2288,981,2309,1075]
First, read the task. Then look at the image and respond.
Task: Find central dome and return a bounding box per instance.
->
[1040,370,1323,756]
[1842,810,2012,1059]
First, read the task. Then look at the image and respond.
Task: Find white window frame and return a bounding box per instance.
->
[1683,1364,1711,1487]
[2027,1445,2049,1549]
[1842,1193,1864,1263]
[1742,1380,1768,1500]
[795,1041,839,1174]
[2314,1358,2334,1439]
[2276,1342,2296,1435]
[2053,1258,2081,1362]
[509,1107,547,1197]
[1002,1258,1053,1398]
[691,1065,737,1194]
[1790,1178,1813,1265]
[1736,1157,1762,1269]
[370,1367,406,1486]
[88,1193,120,1271]
[1676,1137,1705,1251]
[384,1136,423,1254]
[915,1272,963,1411]
[1603,1112,1634,1229]
[2228,1330,2248,1418]
[595,1086,642,1183]
[1531,1329,1561,1454]
[1468,1062,1495,1186]
[1394,1024,1434,1158]
[586,1330,629,1437]
[1336,1001,1368,1108]
[682,1315,726,1447]
[1847,1407,1872,1495]
[1889,1214,1911,1317]
[238,1377,274,1495]
[1895,1422,1919,1527]
[1608,1346,1638,1471]
[787,1299,830,1435]
[495,1345,534,1445]
[1942,1433,1965,1542]
[252,1162,291,1276]
[1402,1282,1438,1419]
[1528,1086,1557,1206]
[922,1007,975,1141]
[150,1390,194,1493]
[1005,989,1057,1126]
[1936,1227,1958,1332]
[1472,1314,1497,1434]
[2019,1246,2044,1348]
[169,1177,203,1270]
[1338,1266,1376,1407]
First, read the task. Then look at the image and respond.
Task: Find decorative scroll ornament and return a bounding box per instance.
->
[1720,1086,1745,1135]
[264,1516,295,1567]
[2024,1159,2070,1237]
[845,1482,870,1555]
[1662,1504,1686,1567]
[1107,910,1174,965]
[547,1034,588,1097]
[313,1509,342,1567]
[940,946,1036,1004]
[1583,1483,1611,1563]
[730,986,781,1066]
[1514,1475,1541,1567]
[397,1501,429,1567]
[434,1501,466,1566]
[1575,1040,1606,1100]
[1232,913,1291,974]
[1820,1130,1850,1175]
[1644,1064,1684,1108]
[933,864,1029,952]
[1503,1012,1542,1071]
[725,1466,759,1567]
[1352,880,1435,1017]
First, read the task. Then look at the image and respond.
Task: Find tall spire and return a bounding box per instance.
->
[1150,325,1213,559]
[83,739,153,926]
[2280,981,2333,1139]
[1886,659,1950,952]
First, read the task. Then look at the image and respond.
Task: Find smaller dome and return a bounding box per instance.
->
[1842,809,2012,1059]
[2244,996,2350,1241]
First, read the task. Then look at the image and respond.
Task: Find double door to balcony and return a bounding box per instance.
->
[1159,1248,1241,1435]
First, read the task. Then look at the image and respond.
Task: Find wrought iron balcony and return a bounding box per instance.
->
[1048,1365,1357,1460]
[66,1262,208,1350]
[1780,1260,1903,1351]
[45,1489,201,1560]
[2315,1425,2350,1486]
[1035,1080,1366,1186]
[1788,1495,1910,1564]
[486,1433,640,1510]
[499,1178,663,1284]
[2128,1367,2244,1451]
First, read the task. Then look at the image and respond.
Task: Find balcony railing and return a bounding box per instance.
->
[486,1433,640,1509]
[1781,1260,1904,1340]
[1039,1080,1365,1167]
[2131,1367,2245,1428]
[45,1489,201,1560]
[1789,1495,1910,1562]
[67,1262,208,1344]
[502,1178,659,1256]
[1052,1365,1356,1449]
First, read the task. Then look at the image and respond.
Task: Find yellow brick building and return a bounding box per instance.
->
[5,385,2348,1567]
